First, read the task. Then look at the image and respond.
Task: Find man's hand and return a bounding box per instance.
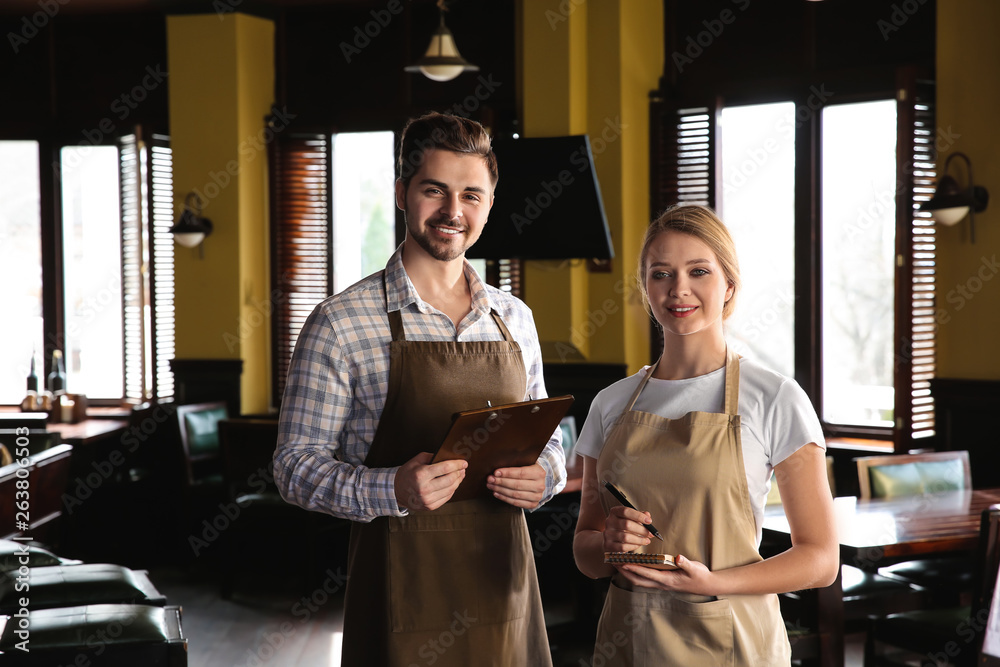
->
[394,452,467,511]
[488,463,547,509]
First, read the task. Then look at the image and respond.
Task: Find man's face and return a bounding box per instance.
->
[396,148,494,263]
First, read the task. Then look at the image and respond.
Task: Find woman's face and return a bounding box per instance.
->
[643,230,734,338]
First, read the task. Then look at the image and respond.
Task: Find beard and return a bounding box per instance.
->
[405,213,474,262]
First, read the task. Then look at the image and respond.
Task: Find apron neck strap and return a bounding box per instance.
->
[723,346,740,416]
[388,309,406,341]
[387,308,513,343]
[623,360,659,412]
[622,349,740,415]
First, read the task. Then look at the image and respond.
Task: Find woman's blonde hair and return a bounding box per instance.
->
[636,204,741,321]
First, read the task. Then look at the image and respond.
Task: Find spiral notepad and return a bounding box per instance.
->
[604,552,677,570]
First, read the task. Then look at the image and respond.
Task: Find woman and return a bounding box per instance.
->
[573,204,839,665]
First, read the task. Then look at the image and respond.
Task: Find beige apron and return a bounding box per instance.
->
[595,348,791,666]
[341,302,552,667]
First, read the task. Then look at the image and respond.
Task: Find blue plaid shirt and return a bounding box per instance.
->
[273,245,566,522]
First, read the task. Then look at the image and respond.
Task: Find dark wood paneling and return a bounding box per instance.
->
[930,377,1000,489]
[170,358,243,416]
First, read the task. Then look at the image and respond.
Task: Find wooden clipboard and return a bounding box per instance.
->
[431,395,574,503]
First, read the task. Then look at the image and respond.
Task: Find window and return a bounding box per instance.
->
[60,145,125,399]
[720,102,797,378]
[651,73,936,450]
[0,134,173,406]
[270,131,396,401]
[0,141,43,404]
[820,101,897,428]
[270,130,521,403]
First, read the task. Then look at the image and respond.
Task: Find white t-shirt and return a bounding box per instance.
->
[574,356,825,546]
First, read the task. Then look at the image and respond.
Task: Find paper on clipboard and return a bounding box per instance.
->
[431,395,574,503]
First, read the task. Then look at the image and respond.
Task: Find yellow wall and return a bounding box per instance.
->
[936,0,1000,379]
[167,13,275,412]
[519,0,663,374]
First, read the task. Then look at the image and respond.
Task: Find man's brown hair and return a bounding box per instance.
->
[397,111,498,190]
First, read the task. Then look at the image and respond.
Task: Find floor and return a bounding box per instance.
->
[146,562,868,667]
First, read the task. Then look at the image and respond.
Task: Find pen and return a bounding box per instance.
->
[603,480,664,541]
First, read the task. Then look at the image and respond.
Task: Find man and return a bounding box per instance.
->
[273,111,566,666]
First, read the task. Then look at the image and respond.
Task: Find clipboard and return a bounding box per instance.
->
[431,394,574,503]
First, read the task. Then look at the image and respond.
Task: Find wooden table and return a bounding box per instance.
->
[763,489,1000,667]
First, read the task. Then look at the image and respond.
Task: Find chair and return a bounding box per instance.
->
[215,418,348,598]
[864,503,1000,666]
[174,402,229,487]
[172,402,230,553]
[762,455,930,664]
[856,451,975,605]
[856,450,971,500]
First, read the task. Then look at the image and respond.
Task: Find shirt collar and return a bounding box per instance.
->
[384,243,495,316]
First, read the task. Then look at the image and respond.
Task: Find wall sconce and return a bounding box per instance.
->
[920,151,989,243]
[170,192,213,253]
[404,0,478,82]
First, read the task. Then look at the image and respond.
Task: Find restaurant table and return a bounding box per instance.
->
[762,488,1000,667]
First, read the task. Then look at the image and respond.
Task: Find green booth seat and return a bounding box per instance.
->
[0,564,166,614]
[0,603,186,667]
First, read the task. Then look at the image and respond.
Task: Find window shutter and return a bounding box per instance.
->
[648,99,718,361]
[650,99,717,213]
[119,131,174,403]
[895,71,937,448]
[485,258,523,299]
[148,134,175,401]
[270,135,332,403]
[119,133,147,402]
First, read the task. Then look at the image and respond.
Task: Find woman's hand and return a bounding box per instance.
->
[603,505,655,553]
[615,554,717,595]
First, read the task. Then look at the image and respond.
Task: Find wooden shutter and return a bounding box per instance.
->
[485,258,523,299]
[119,130,174,403]
[147,134,175,401]
[650,99,717,214]
[270,134,332,404]
[648,98,718,361]
[895,70,937,449]
[119,133,147,402]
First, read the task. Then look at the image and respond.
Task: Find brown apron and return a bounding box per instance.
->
[341,302,552,667]
[595,348,791,666]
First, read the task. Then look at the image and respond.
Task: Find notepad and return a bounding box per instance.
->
[604,552,678,570]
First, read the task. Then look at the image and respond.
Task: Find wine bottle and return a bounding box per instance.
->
[48,350,66,395]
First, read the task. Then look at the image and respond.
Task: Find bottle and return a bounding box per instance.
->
[23,352,39,410]
[48,350,66,396]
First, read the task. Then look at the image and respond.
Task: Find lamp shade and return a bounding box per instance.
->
[919,152,989,240]
[466,135,614,260]
[170,194,213,248]
[404,14,478,82]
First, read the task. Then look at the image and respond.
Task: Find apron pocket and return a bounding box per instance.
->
[387,508,529,633]
[598,580,735,667]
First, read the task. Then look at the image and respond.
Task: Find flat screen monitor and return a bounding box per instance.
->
[467,135,614,260]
